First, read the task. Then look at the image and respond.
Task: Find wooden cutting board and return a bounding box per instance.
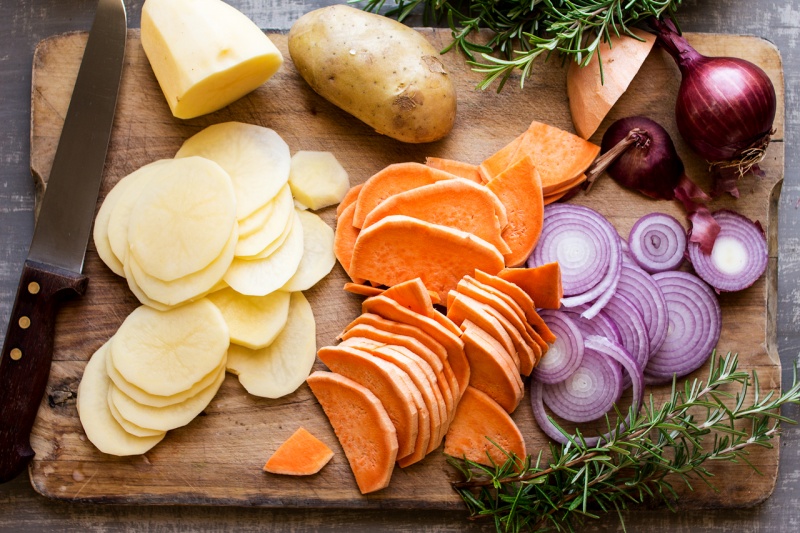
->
[26,29,784,509]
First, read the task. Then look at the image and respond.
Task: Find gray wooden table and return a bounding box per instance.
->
[1,0,798,531]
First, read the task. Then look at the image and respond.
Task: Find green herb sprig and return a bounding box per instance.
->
[356,0,684,90]
[448,351,800,532]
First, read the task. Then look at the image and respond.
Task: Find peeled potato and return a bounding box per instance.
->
[226,291,316,398]
[281,210,335,292]
[77,342,166,455]
[207,287,291,350]
[288,151,350,210]
[176,122,290,221]
[94,179,132,277]
[141,0,283,119]
[248,209,295,260]
[235,184,294,258]
[106,393,165,438]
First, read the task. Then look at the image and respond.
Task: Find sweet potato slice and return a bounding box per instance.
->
[351,215,505,302]
[334,202,363,283]
[543,189,572,205]
[432,309,462,337]
[499,263,563,310]
[352,163,454,228]
[479,132,527,183]
[361,179,512,255]
[461,320,524,413]
[425,157,483,183]
[486,154,544,267]
[381,278,435,318]
[336,183,364,217]
[343,282,385,298]
[542,172,587,196]
[447,292,517,368]
[444,386,526,466]
[263,427,334,475]
[306,371,397,494]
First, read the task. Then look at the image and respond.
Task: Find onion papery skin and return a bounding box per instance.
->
[615,262,669,358]
[533,311,585,385]
[628,213,687,273]
[647,271,721,383]
[687,210,768,292]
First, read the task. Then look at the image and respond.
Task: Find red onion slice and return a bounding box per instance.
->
[601,293,649,389]
[532,311,584,384]
[628,213,687,273]
[646,271,721,382]
[559,306,622,345]
[616,262,669,356]
[687,210,768,292]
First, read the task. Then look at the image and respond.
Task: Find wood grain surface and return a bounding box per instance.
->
[23,29,784,509]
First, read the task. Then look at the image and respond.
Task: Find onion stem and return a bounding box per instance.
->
[584,128,648,191]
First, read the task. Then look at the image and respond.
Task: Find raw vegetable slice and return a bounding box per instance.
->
[444,386,526,466]
[110,300,229,396]
[533,310,584,384]
[175,122,291,220]
[317,345,420,460]
[628,212,687,274]
[352,163,454,228]
[237,194,277,239]
[234,184,294,257]
[223,210,305,296]
[485,155,544,266]
[350,215,505,302]
[425,157,483,183]
[343,282,384,298]
[432,309,463,337]
[263,427,334,475]
[615,262,669,357]
[543,189,572,205]
[333,203,363,283]
[77,342,166,455]
[248,204,296,260]
[336,183,363,217]
[381,278,435,318]
[122,260,172,312]
[306,371,398,494]
[128,156,236,282]
[106,395,165,438]
[207,287,291,350]
[288,151,350,210]
[479,132,526,182]
[361,179,511,255]
[447,293,517,367]
[498,263,563,310]
[226,291,316,398]
[281,210,335,292]
[540,172,587,196]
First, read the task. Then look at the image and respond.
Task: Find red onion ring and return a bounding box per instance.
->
[559,305,622,345]
[601,293,649,389]
[687,210,768,293]
[646,271,721,383]
[628,213,687,273]
[616,262,669,357]
[531,311,584,384]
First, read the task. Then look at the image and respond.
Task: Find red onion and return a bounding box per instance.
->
[687,210,768,292]
[601,293,649,389]
[628,213,686,273]
[615,262,669,357]
[651,18,777,197]
[560,305,622,346]
[531,311,584,385]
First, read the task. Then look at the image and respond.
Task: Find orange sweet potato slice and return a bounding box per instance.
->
[361,179,512,255]
[317,345,420,460]
[542,172,587,196]
[432,309,462,337]
[447,292,518,369]
[381,278,435,318]
[352,163,454,228]
[263,427,334,476]
[351,215,505,302]
[343,282,384,298]
[425,157,483,183]
[498,263,563,310]
[337,183,364,217]
[334,203,363,283]
[543,189,572,205]
[486,154,545,267]
[479,132,527,183]
[461,320,524,413]
[306,371,397,494]
[444,386,526,467]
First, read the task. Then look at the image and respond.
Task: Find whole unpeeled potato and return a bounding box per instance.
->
[288,5,457,144]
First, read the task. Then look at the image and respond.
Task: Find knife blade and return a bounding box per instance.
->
[0,0,127,483]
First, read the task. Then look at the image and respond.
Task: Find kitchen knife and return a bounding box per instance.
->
[0,0,127,483]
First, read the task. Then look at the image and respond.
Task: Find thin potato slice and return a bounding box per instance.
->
[288,151,350,210]
[110,300,229,396]
[207,287,291,350]
[106,393,165,437]
[248,204,296,260]
[175,122,291,220]
[123,260,172,311]
[128,156,237,282]
[237,195,276,239]
[77,342,166,455]
[281,210,335,292]
[226,291,316,398]
[223,210,305,296]
[235,184,294,257]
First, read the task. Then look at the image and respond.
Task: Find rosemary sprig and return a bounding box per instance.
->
[447,352,800,532]
[356,0,684,90]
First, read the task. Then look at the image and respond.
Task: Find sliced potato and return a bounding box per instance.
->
[207,287,291,350]
[235,184,294,257]
[110,300,229,396]
[226,291,316,398]
[106,392,165,438]
[248,208,295,260]
[175,122,290,221]
[223,210,305,296]
[77,342,166,455]
[122,260,173,312]
[288,151,350,210]
[93,177,137,277]
[281,210,335,292]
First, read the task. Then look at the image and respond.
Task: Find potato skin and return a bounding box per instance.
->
[288,5,457,144]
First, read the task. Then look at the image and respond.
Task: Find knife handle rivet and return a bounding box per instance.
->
[18,316,31,329]
[28,282,40,295]
[9,348,22,361]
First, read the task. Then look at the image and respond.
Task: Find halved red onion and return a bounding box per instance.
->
[616,262,669,356]
[646,271,721,383]
[601,293,649,389]
[687,210,768,292]
[542,349,623,423]
[531,335,643,446]
[628,213,687,273]
[532,311,584,384]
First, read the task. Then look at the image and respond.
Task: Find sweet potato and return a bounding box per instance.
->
[306,371,398,494]
[334,203,363,283]
[498,263,563,310]
[432,309,462,337]
[425,157,483,183]
[343,282,385,298]
[542,172,587,196]
[461,320,524,413]
[361,179,511,255]
[263,427,334,476]
[350,215,505,302]
[447,292,517,368]
[543,189,572,205]
[479,132,527,182]
[444,386,526,467]
[381,278,435,318]
[485,155,544,267]
[352,163,454,228]
[337,183,364,217]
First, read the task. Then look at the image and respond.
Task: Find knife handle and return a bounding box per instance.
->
[0,259,87,483]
